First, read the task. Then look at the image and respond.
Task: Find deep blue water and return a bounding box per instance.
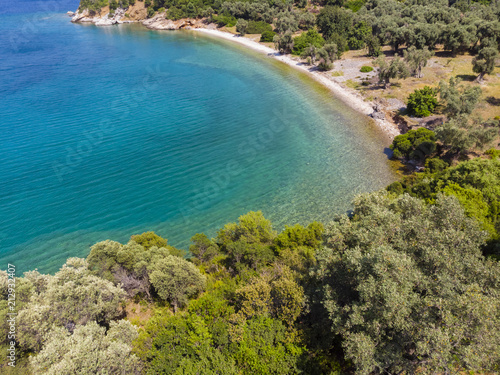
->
[0,1,395,273]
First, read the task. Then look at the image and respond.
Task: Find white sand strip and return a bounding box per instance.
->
[194,28,400,138]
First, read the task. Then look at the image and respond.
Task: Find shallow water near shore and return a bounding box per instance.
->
[0,5,396,273]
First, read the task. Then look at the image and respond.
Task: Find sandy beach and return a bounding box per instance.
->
[195,28,400,138]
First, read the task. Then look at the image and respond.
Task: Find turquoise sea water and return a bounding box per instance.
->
[0,1,395,273]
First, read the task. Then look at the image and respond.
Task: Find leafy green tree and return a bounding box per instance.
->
[189,233,220,264]
[149,255,206,312]
[406,86,438,117]
[236,19,249,35]
[403,46,434,78]
[473,44,499,82]
[348,21,372,50]
[231,315,304,375]
[292,29,325,55]
[316,6,353,40]
[438,77,482,117]
[260,30,276,42]
[274,11,299,33]
[390,127,436,161]
[31,321,141,375]
[130,231,168,249]
[297,12,315,30]
[313,192,500,374]
[167,6,185,20]
[375,55,410,88]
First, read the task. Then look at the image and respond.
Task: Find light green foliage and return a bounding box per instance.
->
[375,55,410,88]
[435,115,498,154]
[17,258,126,352]
[359,65,373,73]
[232,315,304,375]
[87,234,183,298]
[130,231,168,249]
[236,18,248,36]
[317,43,339,71]
[298,12,315,30]
[31,321,141,375]
[147,6,155,18]
[274,222,323,252]
[406,86,438,117]
[390,127,436,161]
[234,266,304,326]
[79,0,108,14]
[395,157,500,258]
[216,211,277,272]
[365,35,382,57]
[292,29,325,55]
[403,46,434,78]
[135,309,238,374]
[275,11,299,33]
[313,191,500,374]
[189,233,220,265]
[438,77,482,118]
[149,255,206,312]
[274,30,294,54]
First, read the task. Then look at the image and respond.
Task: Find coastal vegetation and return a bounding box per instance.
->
[22,0,500,372]
[2,176,500,374]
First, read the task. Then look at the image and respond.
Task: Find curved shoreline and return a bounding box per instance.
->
[193,29,400,138]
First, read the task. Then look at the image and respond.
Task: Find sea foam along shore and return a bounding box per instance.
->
[194,28,401,138]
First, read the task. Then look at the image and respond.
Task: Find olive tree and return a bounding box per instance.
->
[312,192,500,375]
[31,320,141,374]
[149,255,206,313]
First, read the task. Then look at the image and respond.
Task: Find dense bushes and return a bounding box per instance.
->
[406,86,438,117]
[390,127,436,161]
[292,29,325,55]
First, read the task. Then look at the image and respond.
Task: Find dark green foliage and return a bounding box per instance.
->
[274,31,294,53]
[147,6,155,17]
[406,86,438,117]
[359,65,373,72]
[347,21,371,50]
[292,29,325,55]
[473,44,499,81]
[316,6,353,40]
[246,21,272,34]
[260,30,276,42]
[390,127,436,161]
[424,157,448,173]
[365,35,382,57]
[211,14,237,27]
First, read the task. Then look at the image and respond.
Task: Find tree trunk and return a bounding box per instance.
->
[475,72,484,83]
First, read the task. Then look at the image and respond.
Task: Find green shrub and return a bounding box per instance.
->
[407,86,438,117]
[390,128,436,161]
[246,21,272,35]
[211,14,237,27]
[292,29,325,55]
[360,65,373,73]
[157,7,165,12]
[167,6,185,20]
[147,6,155,18]
[260,30,276,42]
[425,157,448,173]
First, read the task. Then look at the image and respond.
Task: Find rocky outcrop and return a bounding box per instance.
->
[142,15,205,30]
[71,7,130,26]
